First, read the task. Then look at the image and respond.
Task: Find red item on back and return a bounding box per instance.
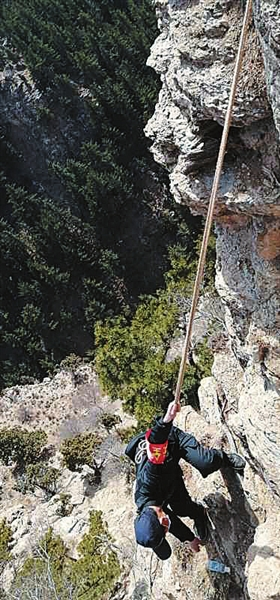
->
[145,429,168,464]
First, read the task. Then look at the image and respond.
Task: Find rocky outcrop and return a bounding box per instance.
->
[144,1,280,598]
[246,513,280,600]
[0,366,98,442]
[254,0,280,136]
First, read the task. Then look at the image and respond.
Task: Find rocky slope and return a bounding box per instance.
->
[1,365,278,600]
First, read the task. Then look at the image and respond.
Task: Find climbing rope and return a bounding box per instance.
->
[174,0,253,403]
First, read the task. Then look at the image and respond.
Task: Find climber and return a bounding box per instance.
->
[125,400,245,560]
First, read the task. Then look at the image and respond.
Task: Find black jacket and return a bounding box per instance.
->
[125,416,224,512]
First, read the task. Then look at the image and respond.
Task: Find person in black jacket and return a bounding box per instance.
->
[125,400,245,560]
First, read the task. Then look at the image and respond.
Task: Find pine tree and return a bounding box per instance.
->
[0,0,202,387]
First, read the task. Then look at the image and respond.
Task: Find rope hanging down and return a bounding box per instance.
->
[174,0,253,404]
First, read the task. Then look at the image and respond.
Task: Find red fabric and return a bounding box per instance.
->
[145,429,168,464]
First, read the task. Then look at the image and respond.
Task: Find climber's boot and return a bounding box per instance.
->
[194,506,209,544]
[224,452,246,473]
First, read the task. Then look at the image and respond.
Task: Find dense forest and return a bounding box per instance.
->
[0,0,205,399]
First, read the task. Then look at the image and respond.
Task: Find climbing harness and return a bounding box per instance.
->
[174,0,253,404]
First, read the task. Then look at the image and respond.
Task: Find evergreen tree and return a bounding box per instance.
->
[12,513,120,599]
[0,0,202,387]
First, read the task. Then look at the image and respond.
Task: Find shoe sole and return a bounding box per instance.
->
[194,513,210,544]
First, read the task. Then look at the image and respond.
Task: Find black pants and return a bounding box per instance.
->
[163,478,204,542]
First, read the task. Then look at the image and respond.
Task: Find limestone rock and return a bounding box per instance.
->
[145,0,279,220]
[254,0,280,136]
[0,366,106,443]
[246,512,280,600]
[236,369,280,497]
[145,4,280,596]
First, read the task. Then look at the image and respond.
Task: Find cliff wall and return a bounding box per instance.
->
[144,1,280,598]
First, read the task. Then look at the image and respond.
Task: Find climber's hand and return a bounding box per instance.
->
[189,537,201,553]
[163,400,181,423]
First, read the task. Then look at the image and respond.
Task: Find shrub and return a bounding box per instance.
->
[100,412,121,432]
[71,510,121,599]
[94,292,179,428]
[116,425,138,443]
[0,428,47,469]
[0,519,12,563]
[54,492,73,517]
[14,528,68,596]
[59,353,84,374]
[12,512,120,599]
[194,339,213,378]
[94,233,216,425]
[60,432,102,471]
[24,463,60,497]
[165,233,216,295]
[173,340,214,411]
[89,199,215,429]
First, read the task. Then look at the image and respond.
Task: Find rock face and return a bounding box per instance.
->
[246,513,280,600]
[144,1,280,598]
